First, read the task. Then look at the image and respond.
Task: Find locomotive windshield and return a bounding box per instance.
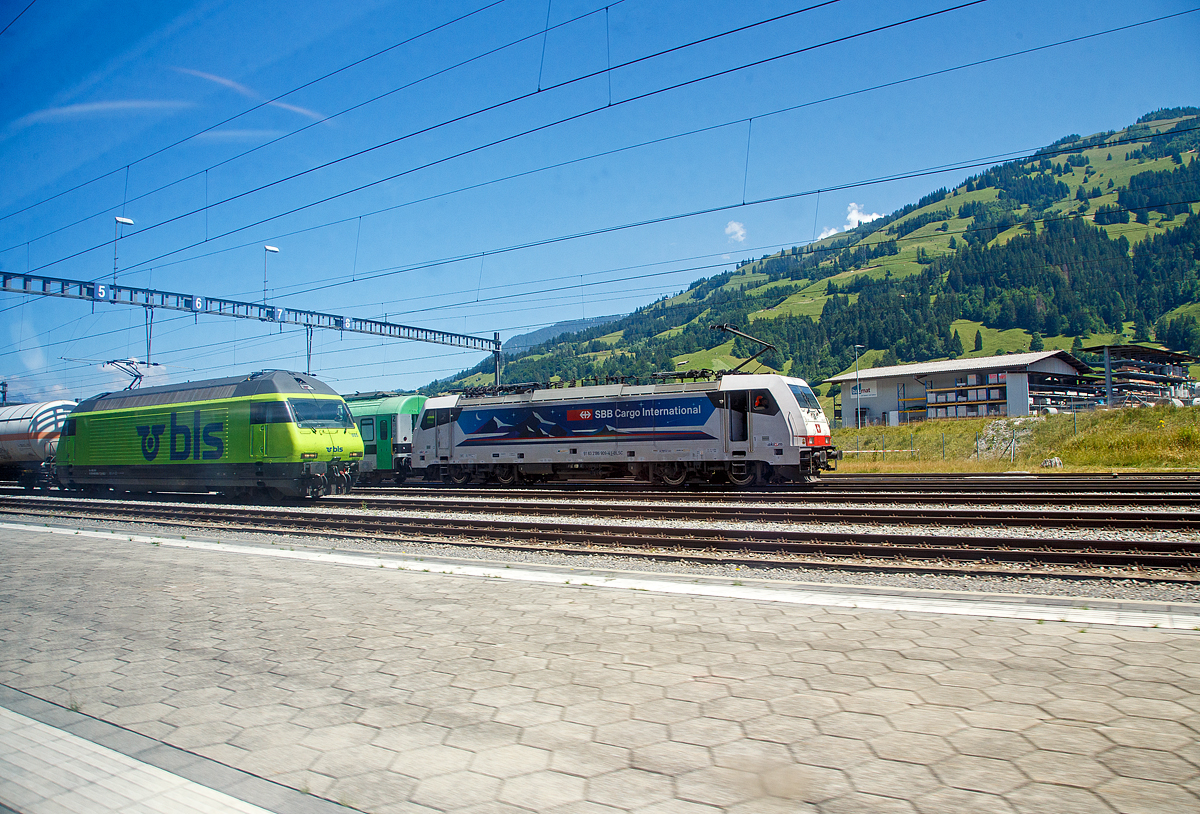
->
[288,398,355,429]
[788,383,822,412]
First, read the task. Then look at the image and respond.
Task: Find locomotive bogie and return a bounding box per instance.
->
[56,370,363,499]
[413,374,839,487]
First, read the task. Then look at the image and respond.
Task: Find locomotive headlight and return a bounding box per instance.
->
[301,452,318,460]
[349,451,363,458]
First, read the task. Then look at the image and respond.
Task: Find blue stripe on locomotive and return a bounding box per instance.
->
[456,396,715,446]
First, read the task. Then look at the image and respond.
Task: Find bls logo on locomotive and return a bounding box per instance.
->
[136,411,224,462]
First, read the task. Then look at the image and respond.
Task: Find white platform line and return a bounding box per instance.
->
[0,707,273,814]
[5,521,1200,630]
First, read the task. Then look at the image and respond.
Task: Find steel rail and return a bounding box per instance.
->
[4,496,1198,573]
[329,494,1200,530]
[351,486,1200,508]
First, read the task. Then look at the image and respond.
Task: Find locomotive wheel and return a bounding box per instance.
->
[492,465,518,486]
[658,462,689,486]
[448,465,472,485]
[726,462,759,487]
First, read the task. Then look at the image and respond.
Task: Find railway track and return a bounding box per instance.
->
[326,493,1200,531]
[4,494,1197,579]
[351,486,1200,508]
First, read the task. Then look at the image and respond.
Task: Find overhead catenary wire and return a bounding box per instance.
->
[1,0,826,249]
[4,6,1197,393]
[83,5,1194,312]
[8,188,1198,393]
[18,0,980,278]
[62,6,1200,295]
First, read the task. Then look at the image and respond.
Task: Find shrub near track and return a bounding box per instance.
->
[831,405,1200,472]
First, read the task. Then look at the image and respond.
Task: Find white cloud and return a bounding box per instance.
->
[845,202,883,229]
[12,100,194,128]
[725,221,746,242]
[175,67,325,121]
[815,203,885,241]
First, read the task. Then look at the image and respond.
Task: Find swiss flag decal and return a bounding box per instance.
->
[567,409,593,421]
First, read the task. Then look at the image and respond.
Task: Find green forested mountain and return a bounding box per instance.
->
[424,109,1200,395]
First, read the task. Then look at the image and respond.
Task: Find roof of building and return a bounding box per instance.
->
[1081,343,1198,365]
[74,370,339,413]
[823,350,1093,384]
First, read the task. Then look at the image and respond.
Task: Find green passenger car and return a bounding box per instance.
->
[342,392,426,484]
[57,370,363,499]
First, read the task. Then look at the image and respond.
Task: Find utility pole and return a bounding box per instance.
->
[854,344,865,430]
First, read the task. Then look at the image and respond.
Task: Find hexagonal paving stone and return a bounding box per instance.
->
[551,742,630,779]
[471,744,552,778]
[587,768,675,809]
[411,770,502,810]
[947,728,1035,761]
[1004,783,1117,814]
[390,744,474,779]
[914,786,1017,814]
[1099,746,1199,784]
[1015,750,1114,788]
[499,770,588,810]
[669,717,743,748]
[845,759,941,798]
[869,731,955,765]
[760,763,851,803]
[933,754,1029,795]
[631,740,711,775]
[675,766,765,808]
[1096,775,1200,814]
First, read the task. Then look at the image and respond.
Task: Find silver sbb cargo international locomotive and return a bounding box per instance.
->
[414,372,840,487]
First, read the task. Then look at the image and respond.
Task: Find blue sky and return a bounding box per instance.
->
[1,0,1197,400]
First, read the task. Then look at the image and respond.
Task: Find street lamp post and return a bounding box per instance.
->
[114,216,134,286]
[263,245,279,304]
[853,343,865,431]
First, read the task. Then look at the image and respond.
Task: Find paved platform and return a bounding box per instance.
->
[1,521,1198,814]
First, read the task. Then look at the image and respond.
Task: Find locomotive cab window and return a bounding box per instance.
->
[750,390,779,415]
[64,418,76,437]
[360,418,375,441]
[788,383,822,412]
[419,410,436,430]
[251,401,293,425]
[287,398,355,429]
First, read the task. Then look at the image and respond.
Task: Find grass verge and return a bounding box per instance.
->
[831,405,1200,472]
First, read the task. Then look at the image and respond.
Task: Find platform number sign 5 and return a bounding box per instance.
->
[93,283,115,301]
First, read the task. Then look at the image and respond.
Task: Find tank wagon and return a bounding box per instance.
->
[57,370,363,498]
[342,392,427,484]
[0,400,76,488]
[414,373,839,486]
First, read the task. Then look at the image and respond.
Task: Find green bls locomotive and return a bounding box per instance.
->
[342,392,426,484]
[57,370,363,499]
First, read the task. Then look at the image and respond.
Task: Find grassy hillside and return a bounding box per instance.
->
[424,109,1200,395]
[832,405,1200,473]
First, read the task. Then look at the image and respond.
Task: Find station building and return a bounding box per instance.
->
[823,350,1097,426]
